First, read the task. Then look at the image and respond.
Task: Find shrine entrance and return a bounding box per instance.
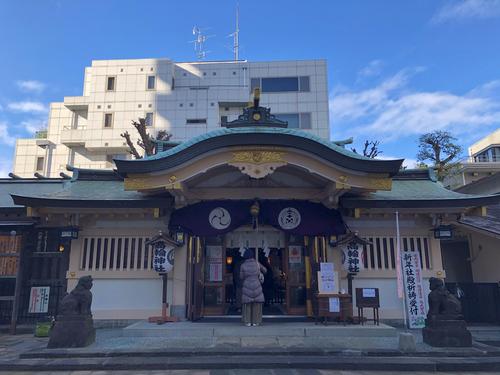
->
[194,226,309,317]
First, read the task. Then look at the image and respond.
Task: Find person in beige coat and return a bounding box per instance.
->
[240,248,267,326]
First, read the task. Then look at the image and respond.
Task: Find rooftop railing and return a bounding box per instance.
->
[462,155,500,163]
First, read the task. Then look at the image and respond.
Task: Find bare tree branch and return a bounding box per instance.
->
[352,140,382,158]
[120,131,142,159]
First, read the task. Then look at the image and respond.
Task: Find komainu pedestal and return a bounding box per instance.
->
[422,277,472,347]
[48,276,96,348]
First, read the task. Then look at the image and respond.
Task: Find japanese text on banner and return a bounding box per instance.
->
[402,252,426,328]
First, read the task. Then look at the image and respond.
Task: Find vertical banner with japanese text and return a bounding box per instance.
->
[402,251,426,328]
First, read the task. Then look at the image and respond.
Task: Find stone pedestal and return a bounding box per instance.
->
[422,318,472,347]
[47,315,95,348]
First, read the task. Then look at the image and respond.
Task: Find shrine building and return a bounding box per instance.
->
[3,98,499,326]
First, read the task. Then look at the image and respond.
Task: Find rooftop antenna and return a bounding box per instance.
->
[190,26,214,60]
[228,4,240,61]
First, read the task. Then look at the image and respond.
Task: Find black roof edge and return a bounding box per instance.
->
[0,178,65,183]
[393,168,437,181]
[115,132,404,176]
[340,195,500,209]
[67,165,123,181]
[10,194,172,208]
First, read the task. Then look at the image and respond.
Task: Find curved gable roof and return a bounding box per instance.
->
[115,127,404,175]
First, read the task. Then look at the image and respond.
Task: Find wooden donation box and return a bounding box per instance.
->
[316,293,353,324]
[355,288,380,325]
[315,262,352,324]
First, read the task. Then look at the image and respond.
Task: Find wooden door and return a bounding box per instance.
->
[285,235,307,315]
[202,236,225,315]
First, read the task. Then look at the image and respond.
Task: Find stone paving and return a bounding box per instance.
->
[0,371,500,374]
[1,323,500,372]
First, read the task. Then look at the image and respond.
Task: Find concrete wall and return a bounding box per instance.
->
[468,231,500,283]
[329,216,443,320]
[66,215,188,320]
[13,58,330,177]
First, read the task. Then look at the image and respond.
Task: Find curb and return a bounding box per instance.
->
[3,355,500,372]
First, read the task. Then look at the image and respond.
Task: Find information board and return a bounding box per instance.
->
[318,262,337,293]
[355,287,380,308]
[29,286,50,313]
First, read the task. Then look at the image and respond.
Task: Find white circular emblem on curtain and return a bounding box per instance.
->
[278,207,301,230]
[209,207,231,230]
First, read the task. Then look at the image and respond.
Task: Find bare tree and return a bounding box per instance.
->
[120,118,172,159]
[417,131,462,180]
[351,140,382,158]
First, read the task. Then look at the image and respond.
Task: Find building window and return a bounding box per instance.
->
[300,113,312,129]
[250,78,260,92]
[104,113,113,128]
[106,76,116,91]
[147,75,156,90]
[186,119,207,124]
[276,113,299,128]
[36,156,44,171]
[250,76,311,93]
[262,77,298,92]
[275,113,312,129]
[299,76,310,92]
[145,112,154,127]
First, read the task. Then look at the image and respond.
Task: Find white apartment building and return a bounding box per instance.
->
[13,58,329,178]
[444,128,500,190]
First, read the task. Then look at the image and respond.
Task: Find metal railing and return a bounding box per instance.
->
[461,155,500,164]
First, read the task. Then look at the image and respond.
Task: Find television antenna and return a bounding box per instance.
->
[190,26,214,60]
[228,4,240,61]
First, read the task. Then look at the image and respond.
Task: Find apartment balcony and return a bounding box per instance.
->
[60,125,88,147]
[63,96,89,110]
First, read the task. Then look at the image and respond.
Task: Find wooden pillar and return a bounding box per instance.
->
[304,236,313,317]
[10,233,24,335]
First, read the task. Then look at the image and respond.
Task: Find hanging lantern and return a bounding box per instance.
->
[250,200,260,229]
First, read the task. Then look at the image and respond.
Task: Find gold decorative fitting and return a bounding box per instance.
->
[124,178,147,190]
[168,175,177,183]
[229,150,286,179]
[368,178,392,190]
[231,151,285,164]
[338,175,348,183]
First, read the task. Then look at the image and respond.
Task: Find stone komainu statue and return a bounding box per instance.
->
[427,277,462,320]
[47,275,95,348]
[59,275,93,316]
[422,277,472,347]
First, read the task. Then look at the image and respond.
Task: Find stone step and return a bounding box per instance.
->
[122,321,397,338]
[20,346,499,360]
[4,353,500,372]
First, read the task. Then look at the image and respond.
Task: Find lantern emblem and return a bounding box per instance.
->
[278,207,301,230]
[209,207,231,230]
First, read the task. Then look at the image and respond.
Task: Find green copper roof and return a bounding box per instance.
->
[144,127,373,162]
[341,171,500,208]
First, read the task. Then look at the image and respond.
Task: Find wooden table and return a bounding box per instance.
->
[315,293,352,325]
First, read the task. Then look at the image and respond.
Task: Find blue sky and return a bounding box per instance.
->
[1,0,499,174]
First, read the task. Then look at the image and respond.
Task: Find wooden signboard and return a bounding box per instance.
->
[355,288,380,308]
[0,235,21,276]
